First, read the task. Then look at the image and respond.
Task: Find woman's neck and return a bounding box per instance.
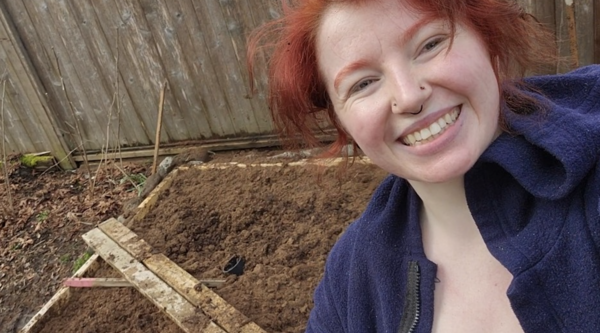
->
[409,176,480,242]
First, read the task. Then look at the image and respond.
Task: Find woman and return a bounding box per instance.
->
[248,0,600,332]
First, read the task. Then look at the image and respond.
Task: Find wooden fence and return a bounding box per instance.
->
[522,0,597,71]
[0,0,598,169]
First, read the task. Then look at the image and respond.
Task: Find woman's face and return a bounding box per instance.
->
[316,0,501,183]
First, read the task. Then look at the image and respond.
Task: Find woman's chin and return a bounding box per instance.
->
[412,162,478,185]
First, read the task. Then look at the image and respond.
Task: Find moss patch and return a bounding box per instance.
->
[19,154,55,168]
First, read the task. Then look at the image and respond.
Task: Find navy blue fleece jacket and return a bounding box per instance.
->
[306,65,600,333]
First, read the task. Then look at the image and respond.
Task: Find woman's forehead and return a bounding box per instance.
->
[317,0,432,40]
[316,0,427,58]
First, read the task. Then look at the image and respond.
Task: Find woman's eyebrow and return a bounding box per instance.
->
[400,18,431,45]
[332,18,431,92]
[333,60,370,92]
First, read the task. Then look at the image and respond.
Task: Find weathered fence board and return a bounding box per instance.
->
[596,0,600,63]
[592,0,600,64]
[0,1,597,167]
[0,1,73,169]
[519,0,596,72]
[92,0,158,144]
[2,0,280,160]
[69,0,149,146]
[192,0,262,136]
[142,0,209,139]
[175,0,235,137]
[3,1,74,144]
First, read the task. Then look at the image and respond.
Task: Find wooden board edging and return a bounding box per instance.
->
[130,168,180,225]
[97,218,267,333]
[19,254,101,333]
[82,228,223,333]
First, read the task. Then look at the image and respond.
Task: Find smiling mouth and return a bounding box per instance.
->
[401,106,461,146]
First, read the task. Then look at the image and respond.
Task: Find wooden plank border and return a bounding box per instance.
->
[128,155,372,225]
[144,255,265,333]
[82,227,225,333]
[19,254,101,333]
[70,129,338,163]
[130,168,180,225]
[98,218,267,333]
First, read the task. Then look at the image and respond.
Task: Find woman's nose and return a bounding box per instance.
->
[389,71,427,115]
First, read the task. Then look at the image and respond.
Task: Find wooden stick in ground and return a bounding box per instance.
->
[565,0,579,68]
[151,81,167,175]
[1,79,13,212]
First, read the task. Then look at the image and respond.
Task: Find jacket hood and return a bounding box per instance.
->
[476,65,600,200]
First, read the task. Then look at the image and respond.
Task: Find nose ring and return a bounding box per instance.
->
[392,103,423,115]
[410,105,423,115]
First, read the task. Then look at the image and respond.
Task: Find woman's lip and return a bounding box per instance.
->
[398,105,462,140]
[397,107,463,154]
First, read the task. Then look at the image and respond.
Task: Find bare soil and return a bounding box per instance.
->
[0,157,145,333]
[38,260,182,333]
[0,149,388,333]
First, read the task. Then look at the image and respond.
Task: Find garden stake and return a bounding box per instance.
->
[565,0,579,67]
[152,81,167,175]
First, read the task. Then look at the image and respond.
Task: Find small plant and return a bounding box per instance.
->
[119,172,147,195]
[59,254,71,264]
[121,173,146,186]
[36,210,49,222]
[72,250,93,273]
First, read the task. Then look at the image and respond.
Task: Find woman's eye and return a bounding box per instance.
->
[421,37,444,54]
[350,79,376,95]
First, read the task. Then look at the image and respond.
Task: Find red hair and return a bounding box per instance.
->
[248,0,557,156]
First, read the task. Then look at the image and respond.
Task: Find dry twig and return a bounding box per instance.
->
[151,81,168,175]
[1,78,14,212]
[93,25,124,189]
[51,47,92,194]
[39,146,81,177]
[115,26,123,166]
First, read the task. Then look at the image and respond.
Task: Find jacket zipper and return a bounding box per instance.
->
[398,260,421,333]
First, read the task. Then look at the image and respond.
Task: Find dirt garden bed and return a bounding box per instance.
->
[129,159,388,332]
[37,259,183,333]
[11,150,389,333]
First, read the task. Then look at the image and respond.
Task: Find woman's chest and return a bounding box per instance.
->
[429,261,524,333]
[420,219,524,333]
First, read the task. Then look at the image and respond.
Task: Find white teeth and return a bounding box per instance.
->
[430,122,441,135]
[451,109,458,121]
[420,128,432,140]
[402,107,460,146]
[444,114,452,123]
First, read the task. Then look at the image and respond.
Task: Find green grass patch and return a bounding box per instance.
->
[36,211,49,222]
[59,254,71,264]
[72,250,93,274]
